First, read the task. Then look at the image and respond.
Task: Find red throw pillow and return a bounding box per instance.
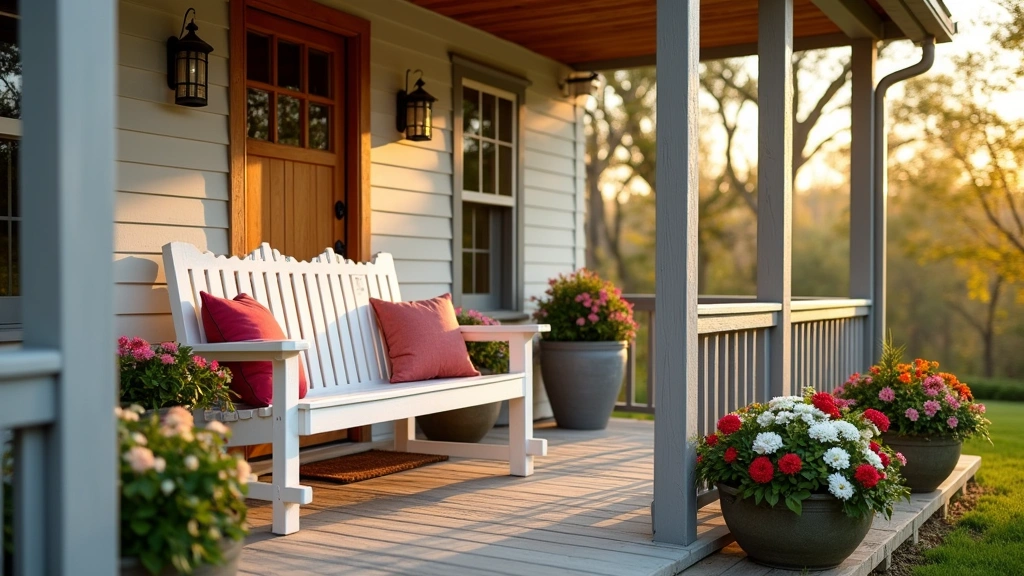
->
[199,292,308,407]
[369,294,480,383]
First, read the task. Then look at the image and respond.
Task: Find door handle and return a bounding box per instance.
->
[334,240,346,257]
[334,201,346,220]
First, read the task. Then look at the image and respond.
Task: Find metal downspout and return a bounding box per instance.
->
[872,37,935,360]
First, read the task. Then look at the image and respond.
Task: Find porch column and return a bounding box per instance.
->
[849,39,878,366]
[653,0,700,545]
[22,0,117,573]
[756,0,794,398]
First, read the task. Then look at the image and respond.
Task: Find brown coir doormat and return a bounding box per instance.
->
[298,450,448,485]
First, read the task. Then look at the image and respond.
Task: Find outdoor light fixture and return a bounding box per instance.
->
[561,71,600,99]
[166,8,213,107]
[396,69,436,141]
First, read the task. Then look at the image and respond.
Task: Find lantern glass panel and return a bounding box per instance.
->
[277,40,301,91]
[277,95,302,146]
[247,32,271,83]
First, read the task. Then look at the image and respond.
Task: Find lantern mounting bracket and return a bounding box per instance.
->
[166,8,197,90]
[395,69,424,133]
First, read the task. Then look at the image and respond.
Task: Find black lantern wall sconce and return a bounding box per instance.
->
[396,69,436,141]
[166,8,214,107]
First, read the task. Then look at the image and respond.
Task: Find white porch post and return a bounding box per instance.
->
[653,0,700,545]
[756,0,794,398]
[21,0,118,573]
[849,38,878,366]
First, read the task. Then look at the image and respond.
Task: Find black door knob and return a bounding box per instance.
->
[334,201,347,220]
[334,240,346,256]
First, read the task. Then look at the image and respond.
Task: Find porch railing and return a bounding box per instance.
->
[618,296,871,429]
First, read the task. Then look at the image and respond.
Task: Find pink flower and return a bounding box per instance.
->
[160,342,179,353]
[591,304,600,313]
[944,394,960,410]
[588,313,599,323]
[833,384,846,397]
[947,416,959,429]
[159,354,175,365]
[574,294,585,303]
[576,317,586,326]
[192,355,207,368]
[972,403,987,414]
[123,446,156,474]
[133,347,155,361]
[210,360,220,371]
[846,372,860,384]
[905,408,920,422]
[878,387,896,402]
[864,376,873,384]
[895,452,907,466]
[923,400,941,417]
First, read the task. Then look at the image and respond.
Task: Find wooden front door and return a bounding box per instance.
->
[242,8,350,261]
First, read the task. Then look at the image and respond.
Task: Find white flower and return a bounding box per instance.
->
[153,457,166,474]
[160,479,175,496]
[752,432,784,455]
[824,447,851,470]
[187,520,199,537]
[861,426,876,440]
[131,432,148,446]
[808,421,840,443]
[774,411,795,424]
[184,455,199,471]
[208,527,222,541]
[205,421,230,436]
[801,413,818,425]
[863,449,884,470]
[828,473,855,500]
[833,421,862,442]
[793,403,814,414]
[757,411,776,427]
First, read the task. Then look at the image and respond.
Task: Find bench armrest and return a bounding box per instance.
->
[460,324,550,342]
[189,340,309,362]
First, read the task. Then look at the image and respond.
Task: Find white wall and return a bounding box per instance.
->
[113,0,585,342]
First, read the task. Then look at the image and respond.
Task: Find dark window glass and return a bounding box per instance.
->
[481,93,496,139]
[308,50,331,97]
[246,89,270,140]
[309,104,330,150]
[474,205,490,249]
[499,145,512,197]
[462,252,473,294]
[481,141,495,194]
[246,32,271,84]
[277,40,302,90]
[474,253,490,294]
[498,98,513,143]
[277,95,302,146]
[463,137,479,192]
[0,139,16,296]
[0,9,20,120]
[462,87,479,135]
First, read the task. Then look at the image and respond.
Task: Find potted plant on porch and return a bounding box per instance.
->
[118,336,235,413]
[532,269,636,430]
[696,390,910,570]
[118,405,249,575]
[417,309,509,443]
[833,340,990,492]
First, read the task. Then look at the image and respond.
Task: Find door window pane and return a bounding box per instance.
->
[0,9,19,120]
[246,89,270,140]
[481,93,496,139]
[462,252,473,294]
[499,145,513,197]
[498,98,513,143]
[463,137,479,192]
[463,87,479,135]
[308,50,331,97]
[277,40,302,91]
[309,104,330,150]
[474,253,490,294]
[246,32,271,84]
[277,95,302,146]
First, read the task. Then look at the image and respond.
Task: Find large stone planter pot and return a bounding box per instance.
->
[718,483,873,570]
[121,538,242,575]
[417,401,502,443]
[539,340,627,430]
[881,433,962,493]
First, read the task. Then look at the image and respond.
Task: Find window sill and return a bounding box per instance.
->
[478,310,531,323]
[0,327,23,344]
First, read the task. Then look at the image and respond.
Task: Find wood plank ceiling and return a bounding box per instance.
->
[405,0,890,68]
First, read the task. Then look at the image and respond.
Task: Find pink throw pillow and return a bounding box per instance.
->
[200,292,308,407]
[369,294,480,383]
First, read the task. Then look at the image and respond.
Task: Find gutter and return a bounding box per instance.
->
[872,36,935,359]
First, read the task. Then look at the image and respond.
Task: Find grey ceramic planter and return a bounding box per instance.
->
[417,401,502,443]
[539,340,627,430]
[881,433,962,493]
[120,538,242,575]
[718,483,873,570]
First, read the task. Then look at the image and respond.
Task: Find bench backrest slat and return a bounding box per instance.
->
[163,242,402,396]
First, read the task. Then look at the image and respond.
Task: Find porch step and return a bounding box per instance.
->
[682,454,982,576]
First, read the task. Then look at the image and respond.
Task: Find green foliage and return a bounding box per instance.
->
[695,390,909,520]
[834,338,991,442]
[963,376,1024,403]
[118,406,248,574]
[454,309,508,374]
[532,269,637,342]
[118,337,235,412]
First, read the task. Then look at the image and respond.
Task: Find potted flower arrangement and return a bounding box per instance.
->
[118,337,235,412]
[118,405,249,575]
[696,391,909,570]
[833,340,990,492]
[532,270,636,430]
[417,309,509,443]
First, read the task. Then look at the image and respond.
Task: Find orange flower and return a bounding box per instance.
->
[898,372,912,384]
[870,366,881,375]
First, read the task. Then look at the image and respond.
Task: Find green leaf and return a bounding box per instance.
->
[130,519,151,535]
[785,497,803,515]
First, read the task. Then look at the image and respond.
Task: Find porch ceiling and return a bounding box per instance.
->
[404,0,955,69]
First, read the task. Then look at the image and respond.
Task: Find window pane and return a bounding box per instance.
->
[462,204,474,247]
[498,98,513,143]
[463,137,479,192]
[462,252,474,294]
[277,40,302,91]
[309,104,330,150]
[474,253,490,294]
[474,205,490,250]
[462,87,479,135]
[246,89,270,140]
[0,10,20,120]
[481,93,496,139]
[9,220,16,296]
[0,220,8,295]
[308,49,331,97]
[277,95,302,146]
[246,32,271,84]
[499,145,513,197]
[481,140,495,194]
[0,139,10,216]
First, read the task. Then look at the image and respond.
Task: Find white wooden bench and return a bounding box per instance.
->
[162,242,549,535]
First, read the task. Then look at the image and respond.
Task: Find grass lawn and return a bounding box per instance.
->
[915,400,1024,575]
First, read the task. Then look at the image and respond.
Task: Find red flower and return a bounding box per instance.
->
[879,452,891,468]
[697,455,704,464]
[717,414,742,435]
[778,453,803,475]
[748,456,775,484]
[705,433,719,446]
[869,441,881,454]
[724,447,739,464]
[854,464,881,489]
[812,392,841,419]
[863,409,890,433]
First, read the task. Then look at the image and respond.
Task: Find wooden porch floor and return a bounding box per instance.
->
[239,418,731,576]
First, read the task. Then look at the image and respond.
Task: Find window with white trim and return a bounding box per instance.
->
[0,2,20,330]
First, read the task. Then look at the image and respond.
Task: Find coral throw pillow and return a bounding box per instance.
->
[369,294,480,383]
[199,292,308,407]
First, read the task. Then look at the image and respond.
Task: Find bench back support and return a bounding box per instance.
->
[163,242,402,396]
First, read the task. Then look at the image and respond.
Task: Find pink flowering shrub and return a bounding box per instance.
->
[118,405,248,574]
[531,269,637,342]
[118,336,234,412]
[454,308,508,374]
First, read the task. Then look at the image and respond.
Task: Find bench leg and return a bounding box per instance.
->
[509,396,534,476]
[393,417,415,452]
[272,356,302,535]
